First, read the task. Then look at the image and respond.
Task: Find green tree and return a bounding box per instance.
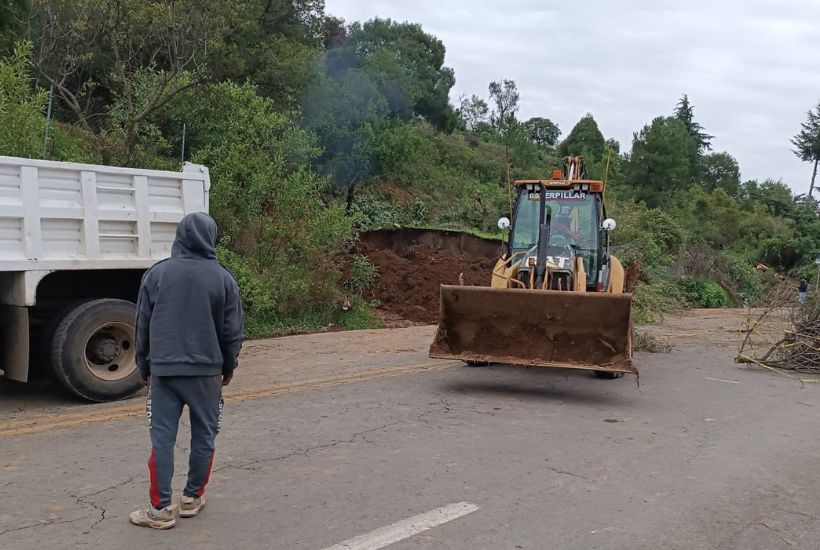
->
[674,94,713,153]
[0,41,46,157]
[791,101,820,196]
[741,178,794,217]
[608,199,686,267]
[198,0,327,106]
[321,16,348,48]
[30,0,232,164]
[185,81,354,331]
[0,42,91,161]
[605,138,621,154]
[500,118,542,177]
[558,113,605,162]
[327,18,456,129]
[758,199,820,271]
[457,94,489,131]
[682,187,743,250]
[700,151,740,195]
[488,79,519,132]
[585,140,623,185]
[524,116,560,147]
[302,69,389,210]
[0,0,29,51]
[624,116,697,207]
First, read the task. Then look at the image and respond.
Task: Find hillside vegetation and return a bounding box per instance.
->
[2,1,819,332]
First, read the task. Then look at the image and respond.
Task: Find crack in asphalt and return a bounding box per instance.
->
[544,466,592,481]
[70,491,108,530]
[0,516,90,536]
[751,521,794,547]
[218,396,502,474]
[1,394,509,536]
[716,519,798,549]
[216,421,405,473]
[777,508,820,521]
[417,396,452,426]
[75,476,137,500]
[64,476,137,531]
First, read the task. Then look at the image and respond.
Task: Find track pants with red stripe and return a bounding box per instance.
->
[147,375,223,509]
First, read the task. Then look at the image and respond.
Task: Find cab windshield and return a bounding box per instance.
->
[510,188,600,277]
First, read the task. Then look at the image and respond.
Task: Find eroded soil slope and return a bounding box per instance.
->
[357,229,503,324]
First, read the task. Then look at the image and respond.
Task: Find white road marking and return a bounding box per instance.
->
[705,377,740,384]
[321,502,480,550]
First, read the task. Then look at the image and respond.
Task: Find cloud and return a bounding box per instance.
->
[325,0,820,192]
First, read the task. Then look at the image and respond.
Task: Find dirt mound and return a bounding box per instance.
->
[357,228,503,324]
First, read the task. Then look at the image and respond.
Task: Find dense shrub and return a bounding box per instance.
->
[188,82,356,334]
[678,276,731,308]
[719,255,764,304]
[0,43,94,162]
[343,255,379,296]
[632,269,687,324]
[350,192,409,229]
[609,198,686,268]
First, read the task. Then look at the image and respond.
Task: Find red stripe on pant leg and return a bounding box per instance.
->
[148,450,161,508]
[197,453,215,497]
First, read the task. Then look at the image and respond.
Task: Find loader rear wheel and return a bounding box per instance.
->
[593,371,625,379]
[50,299,142,402]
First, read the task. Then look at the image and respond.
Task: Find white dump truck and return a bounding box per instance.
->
[0,156,210,401]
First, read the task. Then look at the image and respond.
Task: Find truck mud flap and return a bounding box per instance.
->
[429,285,635,375]
[0,305,29,382]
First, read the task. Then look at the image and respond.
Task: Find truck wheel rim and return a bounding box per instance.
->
[83,323,137,381]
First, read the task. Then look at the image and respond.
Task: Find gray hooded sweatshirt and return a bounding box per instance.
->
[136,212,244,378]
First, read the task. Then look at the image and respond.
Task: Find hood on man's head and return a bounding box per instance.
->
[171,212,217,259]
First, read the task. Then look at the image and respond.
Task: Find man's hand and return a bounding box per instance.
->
[222,373,233,387]
[140,374,149,386]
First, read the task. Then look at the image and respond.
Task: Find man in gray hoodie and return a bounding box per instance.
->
[130,212,243,530]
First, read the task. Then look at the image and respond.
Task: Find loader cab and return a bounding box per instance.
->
[509,181,604,291]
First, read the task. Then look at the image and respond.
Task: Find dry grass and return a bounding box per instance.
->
[634,331,672,353]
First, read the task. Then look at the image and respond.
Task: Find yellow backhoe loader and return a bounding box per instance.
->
[429,157,636,378]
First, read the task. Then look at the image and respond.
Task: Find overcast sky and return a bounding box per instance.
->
[324,0,820,194]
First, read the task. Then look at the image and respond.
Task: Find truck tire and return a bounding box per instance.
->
[50,299,141,402]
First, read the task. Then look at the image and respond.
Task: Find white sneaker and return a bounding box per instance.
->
[129,505,176,529]
[179,495,206,518]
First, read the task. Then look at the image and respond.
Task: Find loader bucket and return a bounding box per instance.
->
[429,285,635,375]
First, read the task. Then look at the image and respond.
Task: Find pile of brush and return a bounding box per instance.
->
[779,293,820,373]
[737,281,820,376]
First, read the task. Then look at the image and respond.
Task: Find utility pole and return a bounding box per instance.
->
[43,84,54,157]
[180,123,187,164]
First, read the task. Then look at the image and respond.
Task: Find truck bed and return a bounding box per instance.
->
[0,156,210,271]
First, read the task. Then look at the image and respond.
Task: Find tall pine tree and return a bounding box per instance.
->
[674,94,713,153]
[791,102,820,197]
[558,114,605,162]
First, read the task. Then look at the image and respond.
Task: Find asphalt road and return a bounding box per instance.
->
[2,310,820,550]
